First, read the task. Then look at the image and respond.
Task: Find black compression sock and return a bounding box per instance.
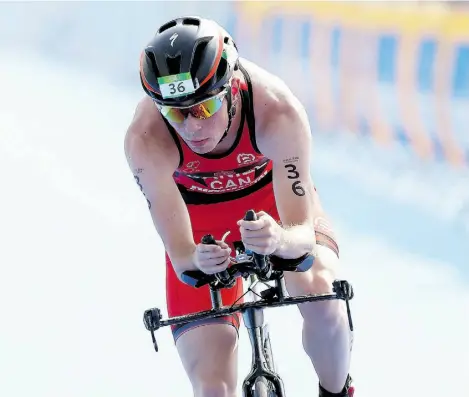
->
[319,385,347,397]
[318,375,352,397]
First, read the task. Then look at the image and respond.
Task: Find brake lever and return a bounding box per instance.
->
[143,308,162,352]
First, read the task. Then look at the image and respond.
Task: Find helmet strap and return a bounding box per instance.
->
[217,89,237,144]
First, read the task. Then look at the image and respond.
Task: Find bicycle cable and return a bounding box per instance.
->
[229,278,264,309]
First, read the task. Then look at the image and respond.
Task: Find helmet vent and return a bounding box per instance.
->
[223,35,238,51]
[216,57,228,80]
[191,39,209,75]
[158,20,177,33]
[146,51,161,77]
[183,18,200,26]
[166,55,182,75]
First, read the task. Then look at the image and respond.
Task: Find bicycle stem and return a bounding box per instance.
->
[210,288,223,309]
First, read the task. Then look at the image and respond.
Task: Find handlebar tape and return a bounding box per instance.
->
[243,210,268,272]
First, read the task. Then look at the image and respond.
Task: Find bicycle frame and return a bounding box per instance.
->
[143,211,354,396]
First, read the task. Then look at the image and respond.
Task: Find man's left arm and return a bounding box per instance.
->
[257,94,317,259]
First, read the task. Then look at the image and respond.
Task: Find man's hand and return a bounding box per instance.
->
[237,211,284,255]
[192,240,232,274]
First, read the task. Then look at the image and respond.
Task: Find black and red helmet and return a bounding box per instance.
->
[140,16,239,107]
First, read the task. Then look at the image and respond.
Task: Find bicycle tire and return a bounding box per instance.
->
[256,326,278,396]
[263,330,276,372]
[254,377,277,397]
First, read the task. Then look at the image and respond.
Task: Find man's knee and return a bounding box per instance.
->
[286,245,343,320]
[176,323,238,397]
[191,360,238,397]
[194,381,234,397]
[286,245,339,293]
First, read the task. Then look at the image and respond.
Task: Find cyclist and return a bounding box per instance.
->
[125,16,354,397]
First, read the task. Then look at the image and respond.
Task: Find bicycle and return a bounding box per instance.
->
[143,210,355,397]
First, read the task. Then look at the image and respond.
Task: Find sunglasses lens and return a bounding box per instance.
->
[190,96,224,119]
[157,91,225,123]
[159,106,185,123]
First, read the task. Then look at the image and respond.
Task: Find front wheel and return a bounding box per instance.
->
[253,377,277,397]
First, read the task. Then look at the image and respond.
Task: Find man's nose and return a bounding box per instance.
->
[183,114,202,134]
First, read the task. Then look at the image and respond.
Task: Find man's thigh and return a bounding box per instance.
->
[176,323,239,391]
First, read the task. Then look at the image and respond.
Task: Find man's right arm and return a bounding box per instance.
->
[124,101,197,278]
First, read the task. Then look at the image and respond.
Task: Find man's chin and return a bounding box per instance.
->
[187,138,215,153]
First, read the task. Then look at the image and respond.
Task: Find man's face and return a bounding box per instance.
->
[167,97,229,154]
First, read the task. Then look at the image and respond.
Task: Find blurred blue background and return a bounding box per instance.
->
[0,2,467,397]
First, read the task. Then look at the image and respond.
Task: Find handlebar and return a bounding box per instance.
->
[181,210,314,290]
[143,209,354,353]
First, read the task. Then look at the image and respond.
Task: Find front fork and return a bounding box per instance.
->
[241,276,286,397]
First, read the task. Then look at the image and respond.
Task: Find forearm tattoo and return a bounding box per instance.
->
[283,157,305,197]
[133,169,151,209]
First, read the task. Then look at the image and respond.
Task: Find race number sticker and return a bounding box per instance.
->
[157,72,196,99]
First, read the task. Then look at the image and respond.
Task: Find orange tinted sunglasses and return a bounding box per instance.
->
[155,89,228,123]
